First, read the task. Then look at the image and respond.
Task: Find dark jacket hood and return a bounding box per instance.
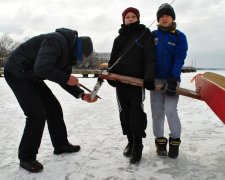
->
[55,28,78,50]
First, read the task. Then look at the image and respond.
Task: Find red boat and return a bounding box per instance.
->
[94,69,225,124]
[195,72,225,124]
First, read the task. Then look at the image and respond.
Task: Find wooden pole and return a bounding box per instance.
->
[99,72,201,100]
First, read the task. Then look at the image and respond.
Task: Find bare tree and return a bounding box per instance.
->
[0,34,19,67]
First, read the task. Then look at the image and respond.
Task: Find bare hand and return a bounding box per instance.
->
[82,94,98,103]
[67,75,79,86]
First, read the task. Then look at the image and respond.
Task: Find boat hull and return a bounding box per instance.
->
[195,72,225,124]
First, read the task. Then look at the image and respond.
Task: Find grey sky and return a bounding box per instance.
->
[1,0,225,68]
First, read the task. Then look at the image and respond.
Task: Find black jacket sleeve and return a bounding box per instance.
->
[60,84,84,98]
[108,37,119,70]
[107,37,119,87]
[141,29,156,80]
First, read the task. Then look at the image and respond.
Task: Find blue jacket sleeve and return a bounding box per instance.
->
[172,31,188,80]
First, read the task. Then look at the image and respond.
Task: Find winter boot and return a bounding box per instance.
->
[168,137,181,159]
[130,136,143,164]
[20,160,43,173]
[54,142,81,155]
[155,137,168,156]
[123,135,133,157]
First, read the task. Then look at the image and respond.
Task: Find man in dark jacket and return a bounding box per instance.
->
[4,28,98,173]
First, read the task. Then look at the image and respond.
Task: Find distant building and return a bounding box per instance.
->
[182,66,197,73]
[0,58,5,67]
[93,52,110,62]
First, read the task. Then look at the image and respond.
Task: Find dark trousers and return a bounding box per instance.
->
[116,83,147,138]
[4,71,68,161]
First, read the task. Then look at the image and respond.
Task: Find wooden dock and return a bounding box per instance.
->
[0,66,197,78]
[182,66,196,73]
[72,69,102,77]
[0,68,3,77]
[0,68,102,78]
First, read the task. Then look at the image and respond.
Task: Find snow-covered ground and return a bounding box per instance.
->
[0,70,225,180]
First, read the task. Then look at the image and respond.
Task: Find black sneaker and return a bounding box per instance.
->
[54,142,81,155]
[20,160,43,173]
[168,137,181,159]
[155,137,168,156]
[123,143,132,157]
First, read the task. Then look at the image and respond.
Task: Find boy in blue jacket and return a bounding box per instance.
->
[150,3,188,158]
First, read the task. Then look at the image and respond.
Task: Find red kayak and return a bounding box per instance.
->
[194,72,225,124]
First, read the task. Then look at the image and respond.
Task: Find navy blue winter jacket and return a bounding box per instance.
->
[4,28,84,98]
[152,29,188,82]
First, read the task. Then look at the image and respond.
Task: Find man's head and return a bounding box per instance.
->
[122,7,140,25]
[80,36,93,57]
[157,3,175,22]
[76,36,93,61]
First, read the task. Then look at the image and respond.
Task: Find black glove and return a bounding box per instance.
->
[144,79,155,90]
[107,80,117,87]
[161,77,177,96]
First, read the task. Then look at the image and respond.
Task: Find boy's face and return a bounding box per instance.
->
[159,15,173,27]
[124,12,138,25]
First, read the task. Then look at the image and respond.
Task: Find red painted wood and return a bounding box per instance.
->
[195,74,225,124]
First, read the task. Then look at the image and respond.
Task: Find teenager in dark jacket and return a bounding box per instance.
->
[4,28,98,172]
[150,3,188,159]
[108,7,156,164]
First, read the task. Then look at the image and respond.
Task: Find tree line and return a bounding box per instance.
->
[0,34,20,67]
[0,34,110,70]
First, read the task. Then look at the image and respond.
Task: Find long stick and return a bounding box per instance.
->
[99,72,201,100]
[78,83,101,99]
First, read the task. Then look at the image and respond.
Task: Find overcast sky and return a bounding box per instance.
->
[1,0,225,68]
